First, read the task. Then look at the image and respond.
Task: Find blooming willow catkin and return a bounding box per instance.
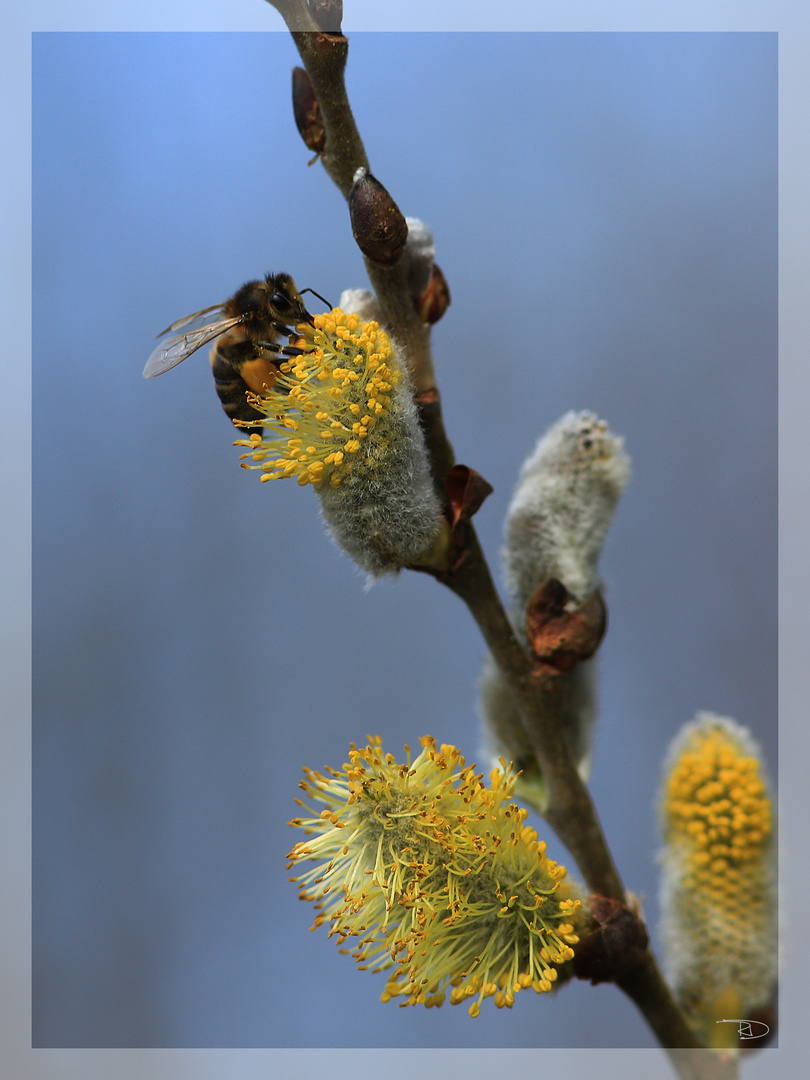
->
[288,736,586,1016]
[658,713,776,1049]
[235,308,444,577]
[480,412,630,797]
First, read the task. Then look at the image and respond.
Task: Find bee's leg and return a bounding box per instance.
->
[255,341,310,358]
[267,318,315,336]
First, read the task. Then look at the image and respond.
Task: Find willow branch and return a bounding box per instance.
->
[263,5,738,1075]
[267,1,438,396]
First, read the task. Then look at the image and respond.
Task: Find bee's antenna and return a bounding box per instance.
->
[300,287,332,311]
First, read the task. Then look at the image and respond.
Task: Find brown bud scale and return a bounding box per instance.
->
[418,263,452,324]
[292,67,325,156]
[525,580,607,671]
[573,894,649,985]
[445,465,494,531]
[349,169,409,268]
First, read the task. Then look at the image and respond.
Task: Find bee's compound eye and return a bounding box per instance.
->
[271,291,297,316]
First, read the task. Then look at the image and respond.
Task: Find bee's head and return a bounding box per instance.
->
[264,272,314,326]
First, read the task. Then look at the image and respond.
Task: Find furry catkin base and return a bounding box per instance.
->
[317,365,442,577]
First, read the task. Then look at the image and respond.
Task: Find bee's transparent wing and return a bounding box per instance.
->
[156,303,227,336]
[143,314,243,378]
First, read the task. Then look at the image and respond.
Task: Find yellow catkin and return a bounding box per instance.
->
[288,737,587,1015]
[659,713,776,1048]
[234,309,400,489]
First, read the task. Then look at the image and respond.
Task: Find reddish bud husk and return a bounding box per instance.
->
[418,264,452,324]
[525,580,606,671]
[292,67,325,156]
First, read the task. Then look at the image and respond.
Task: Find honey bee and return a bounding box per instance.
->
[143,273,329,432]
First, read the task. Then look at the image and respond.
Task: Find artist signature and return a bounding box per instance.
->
[715,1018,770,1039]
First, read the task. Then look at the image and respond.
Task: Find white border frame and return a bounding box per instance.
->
[4,3,806,1078]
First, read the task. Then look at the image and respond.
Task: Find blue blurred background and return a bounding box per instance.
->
[32,31,776,1048]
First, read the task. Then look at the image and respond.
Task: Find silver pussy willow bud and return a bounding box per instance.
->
[403,217,436,299]
[480,412,629,800]
[337,288,383,325]
[658,713,777,1049]
[504,411,630,606]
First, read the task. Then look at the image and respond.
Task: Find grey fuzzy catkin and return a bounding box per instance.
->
[316,342,443,578]
[479,652,597,778]
[481,412,630,785]
[504,411,630,606]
